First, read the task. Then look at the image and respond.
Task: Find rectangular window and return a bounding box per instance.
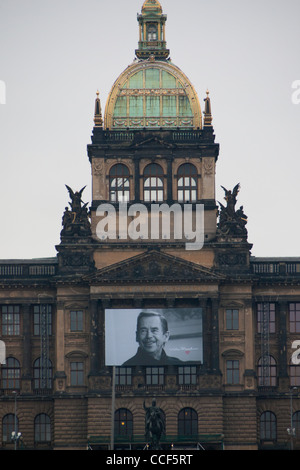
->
[162,95,177,117]
[1,305,20,335]
[115,367,132,386]
[257,303,276,333]
[226,309,239,330]
[290,365,300,387]
[129,96,144,118]
[226,360,239,384]
[289,303,300,333]
[146,367,164,385]
[70,362,84,386]
[70,310,83,332]
[178,366,197,385]
[33,305,52,336]
[145,96,160,117]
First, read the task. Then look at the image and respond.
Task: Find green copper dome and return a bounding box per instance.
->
[104,61,202,130]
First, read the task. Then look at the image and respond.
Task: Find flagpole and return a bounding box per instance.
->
[110,365,116,450]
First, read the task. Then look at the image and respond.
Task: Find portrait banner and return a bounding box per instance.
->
[105,308,203,366]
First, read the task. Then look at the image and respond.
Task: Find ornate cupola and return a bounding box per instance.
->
[136,0,169,60]
[87,0,220,248]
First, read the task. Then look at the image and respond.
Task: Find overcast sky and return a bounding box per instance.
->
[0,0,299,260]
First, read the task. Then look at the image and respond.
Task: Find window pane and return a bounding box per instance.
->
[178,408,198,436]
[257,303,276,333]
[177,164,197,202]
[226,360,239,384]
[2,414,18,442]
[35,414,51,442]
[70,362,84,386]
[290,303,300,333]
[1,305,20,336]
[226,309,239,330]
[70,311,83,332]
[260,411,276,441]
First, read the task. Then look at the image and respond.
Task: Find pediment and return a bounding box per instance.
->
[130,136,175,150]
[85,250,225,284]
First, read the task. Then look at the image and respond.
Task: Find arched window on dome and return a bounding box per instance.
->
[143,163,164,202]
[147,25,157,41]
[109,164,130,202]
[177,163,197,202]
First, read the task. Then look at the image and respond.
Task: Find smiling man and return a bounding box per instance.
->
[122,311,182,366]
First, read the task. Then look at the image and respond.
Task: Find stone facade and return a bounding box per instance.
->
[0,0,300,451]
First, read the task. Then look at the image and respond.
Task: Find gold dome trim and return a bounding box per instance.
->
[104,61,202,130]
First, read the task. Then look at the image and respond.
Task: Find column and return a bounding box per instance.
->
[21,304,32,393]
[211,298,220,372]
[54,301,66,392]
[279,301,288,378]
[134,158,140,202]
[166,157,173,203]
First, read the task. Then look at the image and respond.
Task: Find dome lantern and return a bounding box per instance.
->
[136,0,169,61]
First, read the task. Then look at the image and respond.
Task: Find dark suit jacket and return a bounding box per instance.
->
[122,347,182,366]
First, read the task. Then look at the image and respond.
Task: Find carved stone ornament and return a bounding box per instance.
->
[217,183,248,239]
[217,253,247,266]
[92,160,104,176]
[203,158,214,176]
[60,185,92,239]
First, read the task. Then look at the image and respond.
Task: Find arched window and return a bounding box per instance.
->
[178,408,198,436]
[260,411,277,442]
[2,414,18,442]
[257,355,277,387]
[34,414,51,443]
[1,357,20,389]
[177,163,197,202]
[148,25,157,41]
[114,408,133,437]
[109,164,130,202]
[144,163,164,202]
[33,358,53,390]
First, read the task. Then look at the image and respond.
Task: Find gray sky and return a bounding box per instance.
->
[0,0,299,259]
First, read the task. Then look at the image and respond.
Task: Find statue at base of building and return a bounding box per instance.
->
[144,399,165,450]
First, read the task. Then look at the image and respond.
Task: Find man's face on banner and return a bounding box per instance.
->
[136,315,170,360]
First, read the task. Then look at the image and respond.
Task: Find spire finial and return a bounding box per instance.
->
[203,89,213,127]
[94,90,103,127]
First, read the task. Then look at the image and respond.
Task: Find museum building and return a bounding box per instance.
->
[1,0,300,450]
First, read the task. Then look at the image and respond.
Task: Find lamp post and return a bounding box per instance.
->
[11,391,21,450]
[287,386,298,450]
